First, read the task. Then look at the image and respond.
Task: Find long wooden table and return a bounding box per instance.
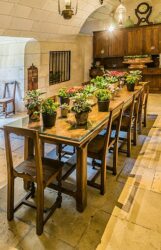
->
[6,85,144,212]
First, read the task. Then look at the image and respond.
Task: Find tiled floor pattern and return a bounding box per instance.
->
[0,94,161,250]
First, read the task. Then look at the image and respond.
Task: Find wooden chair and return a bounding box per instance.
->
[138,83,149,133]
[0,81,17,117]
[142,82,149,128]
[87,102,124,195]
[118,91,141,157]
[4,126,63,235]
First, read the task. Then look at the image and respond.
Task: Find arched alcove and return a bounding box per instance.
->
[0,37,39,112]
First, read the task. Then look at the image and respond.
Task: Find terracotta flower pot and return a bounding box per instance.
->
[42,112,57,127]
[98,100,110,112]
[75,112,89,126]
[61,108,68,118]
[127,83,135,92]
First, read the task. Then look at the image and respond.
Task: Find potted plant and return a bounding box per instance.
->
[67,86,84,97]
[83,84,97,96]
[60,103,70,118]
[58,88,70,105]
[91,76,108,89]
[83,84,97,105]
[95,89,112,112]
[129,70,142,84]
[24,90,45,122]
[71,94,92,125]
[42,98,59,127]
[126,74,139,91]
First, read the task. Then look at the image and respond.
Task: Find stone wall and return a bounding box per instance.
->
[24,35,93,99]
[0,37,33,112]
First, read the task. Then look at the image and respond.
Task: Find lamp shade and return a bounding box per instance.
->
[115,2,127,26]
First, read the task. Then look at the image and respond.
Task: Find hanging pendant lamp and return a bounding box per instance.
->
[115,0,127,26]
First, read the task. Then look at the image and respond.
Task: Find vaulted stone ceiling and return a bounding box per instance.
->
[81,0,161,34]
[0,0,118,40]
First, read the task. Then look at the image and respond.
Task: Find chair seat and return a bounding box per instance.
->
[15,157,63,186]
[0,98,13,103]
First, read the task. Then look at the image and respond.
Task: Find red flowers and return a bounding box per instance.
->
[67,86,84,97]
[106,71,127,78]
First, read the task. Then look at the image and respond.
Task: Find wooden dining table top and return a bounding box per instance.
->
[6,85,144,147]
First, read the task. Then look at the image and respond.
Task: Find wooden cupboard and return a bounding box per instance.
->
[108,30,126,56]
[93,24,161,58]
[93,31,108,58]
[127,28,143,55]
[142,26,161,54]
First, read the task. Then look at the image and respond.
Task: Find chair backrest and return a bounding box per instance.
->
[134,89,142,117]
[102,102,124,160]
[123,94,137,128]
[3,81,17,99]
[4,126,43,185]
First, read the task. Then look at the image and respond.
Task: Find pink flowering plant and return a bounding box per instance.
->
[104,71,128,83]
[67,86,84,97]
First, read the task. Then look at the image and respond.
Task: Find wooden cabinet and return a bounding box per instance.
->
[93,31,108,58]
[127,28,143,55]
[93,24,161,58]
[142,26,160,54]
[108,30,126,56]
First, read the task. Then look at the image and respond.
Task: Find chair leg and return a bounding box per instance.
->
[56,171,62,208]
[113,143,118,175]
[56,145,62,161]
[138,112,142,135]
[30,182,35,198]
[100,162,106,195]
[3,103,7,118]
[144,107,147,127]
[7,176,14,221]
[127,130,131,157]
[36,187,44,235]
[133,121,137,146]
[13,101,15,114]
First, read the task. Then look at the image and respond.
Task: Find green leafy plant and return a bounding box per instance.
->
[24,90,45,111]
[71,94,92,114]
[58,88,69,98]
[129,70,142,81]
[126,74,139,85]
[60,103,70,110]
[83,84,97,95]
[42,98,59,115]
[91,76,108,89]
[106,76,118,84]
[95,89,112,101]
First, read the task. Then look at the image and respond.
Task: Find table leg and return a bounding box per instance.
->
[76,144,87,212]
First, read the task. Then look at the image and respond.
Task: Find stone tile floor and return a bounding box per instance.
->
[0,94,161,250]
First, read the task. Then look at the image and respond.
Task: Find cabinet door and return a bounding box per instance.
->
[143,26,160,54]
[127,28,143,55]
[93,32,108,58]
[108,30,126,56]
